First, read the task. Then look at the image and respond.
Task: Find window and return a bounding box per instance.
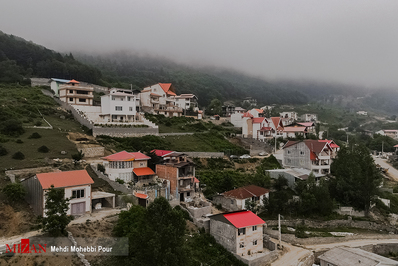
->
[187,192,190,197]
[69,98,73,102]
[115,106,122,111]
[129,107,133,111]
[231,199,234,204]
[300,151,304,155]
[79,98,86,102]
[253,240,258,245]
[139,162,145,167]
[238,228,246,236]
[69,90,73,94]
[287,150,291,154]
[72,189,85,199]
[252,225,257,231]
[127,97,131,101]
[112,96,115,101]
[239,242,244,248]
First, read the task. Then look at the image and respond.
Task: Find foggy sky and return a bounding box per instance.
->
[1,0,398,88]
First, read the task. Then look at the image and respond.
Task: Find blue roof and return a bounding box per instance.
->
[51,78,70,83]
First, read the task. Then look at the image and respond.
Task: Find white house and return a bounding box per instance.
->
[376,129,398,139]
[50,78,70,96]
[100,88,139,123]
[21,170,94,216]
[139,83,183,117]
[102,151,155,183]
[300,113,317,122]
[175,94,199,112]
[210,210,266,257]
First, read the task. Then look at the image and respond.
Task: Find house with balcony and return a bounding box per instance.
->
[209,210,266,258]
[140,83,183,117]
[175,94,199,113]
[282,126,308,138]
[100,88,140,123]
[102,151,155,184]
[212,185,269,212]
[283,140,333,174]
[155,151,198,202]
[21,170,94,216]
[242,115,284,140]
[59,79,94,106]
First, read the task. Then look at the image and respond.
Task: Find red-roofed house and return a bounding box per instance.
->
[21,170,94,216]
[59,79,94,106]
[139,83,183,117]
[213,185,269,211]
[319,139,340,158]
[283,126,308,138]
[102,151,155,184]
[209,210,266,257]
[283,140,332,174]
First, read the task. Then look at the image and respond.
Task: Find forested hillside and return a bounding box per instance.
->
[0,31,102,84]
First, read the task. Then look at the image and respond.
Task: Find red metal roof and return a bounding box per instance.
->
[193,177,200,183]
[394,144,398,148]
[271,117,283,130]
[252,117,265,124]
[223,211,266,228]
[284,126,307,132]
[260,127,272,131]
[133,167,155,176]
[67,79,80,84]
[223,185,270,199]
[254,109,264,113]
[319,139,340,149]
[158,83,177,96]
[242,112,254,118]
[297,122,314,127]
[36,170,94,189]
[134,193,148,199]
[151,149,174,157]
[102,151,149,161]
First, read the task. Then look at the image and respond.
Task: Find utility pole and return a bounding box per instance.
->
[274,136,277,154]
[278,214,281,247]
[382,141,384,157]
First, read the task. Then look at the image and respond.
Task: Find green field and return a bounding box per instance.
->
[0,127,78,169]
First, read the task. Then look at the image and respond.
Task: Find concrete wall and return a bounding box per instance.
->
[31,78,50,87]
[183,152,224,158]
[92,126,159,137]
[213,195,245,211]
[76,144,105,158]
[210,219,237,253]
[234,251,279,266]
[185,202,212,219]
[283,142,311,169]
[236,225,264,257]
[267,170,297,188]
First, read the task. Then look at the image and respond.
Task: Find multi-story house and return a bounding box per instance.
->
[100,88,140,123]
[175,94,199,113]
[242,116,284,140]
[280,111,298,126]
[300,113,317,122]
[59,79,94,106]
[21,170,94,216]
[102,151,155,184]
[155,151,198,202]
[140,83,183,117]
[376,129,398,139]
[283,140,333,174]
[212,185,269,212]
[210,210,266,257]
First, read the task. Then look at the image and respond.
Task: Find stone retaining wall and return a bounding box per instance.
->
[76,144,105,158]
[183,152,224,158]
[93,126,159,137]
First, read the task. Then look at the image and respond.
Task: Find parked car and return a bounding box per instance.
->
[230,155,239,159]
[258,152,268,156]
[239,154,251,159]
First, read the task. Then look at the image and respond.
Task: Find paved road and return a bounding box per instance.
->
[305,238,398,252]
[271,240,312,266]
[373,156,398,181]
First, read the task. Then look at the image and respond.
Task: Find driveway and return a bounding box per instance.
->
[373,156,398,181]
[270,240,312,266]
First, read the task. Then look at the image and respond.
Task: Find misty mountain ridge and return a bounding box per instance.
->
[0,29,397,113]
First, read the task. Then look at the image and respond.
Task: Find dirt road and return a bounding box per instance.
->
[373,156,398,181]
[305,238,398,252]
[270,240,312,266]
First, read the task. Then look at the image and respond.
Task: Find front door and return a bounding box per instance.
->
[71,202,85,215]
[180,193,184,202]
[138,198,146,208]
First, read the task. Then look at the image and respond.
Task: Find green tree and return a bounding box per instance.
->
[330,145,382,214]
[207,99,222,116]
[71,150,84,162]
[41,185,72,236]
[2,182,26,202]
[113,197,187,266]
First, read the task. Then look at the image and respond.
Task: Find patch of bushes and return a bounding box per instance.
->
[2,182,26,202]
[0,145,8,156]
[35,121,43,126]
[116,178,125,184]
[12,151,25,160]
[173,205,193,222]
[1,119,25,136]
[28,132,42,139]
[16,139,23,143]
[38,145,49,153]
[97,164,105,173]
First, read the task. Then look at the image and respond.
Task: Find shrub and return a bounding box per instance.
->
[1,119,25,136]
[35,121,43,126]
[12,151,25,160]
[38,145,49,153]
[2,183,26,202]
[97,164,105,173]
[116,178,125,184]
[71,151,84,161]
[0,145,8,156]
[28,132,42,139]
[16,139,23,143]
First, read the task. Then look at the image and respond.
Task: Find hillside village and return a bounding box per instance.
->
[2,75,398,266]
